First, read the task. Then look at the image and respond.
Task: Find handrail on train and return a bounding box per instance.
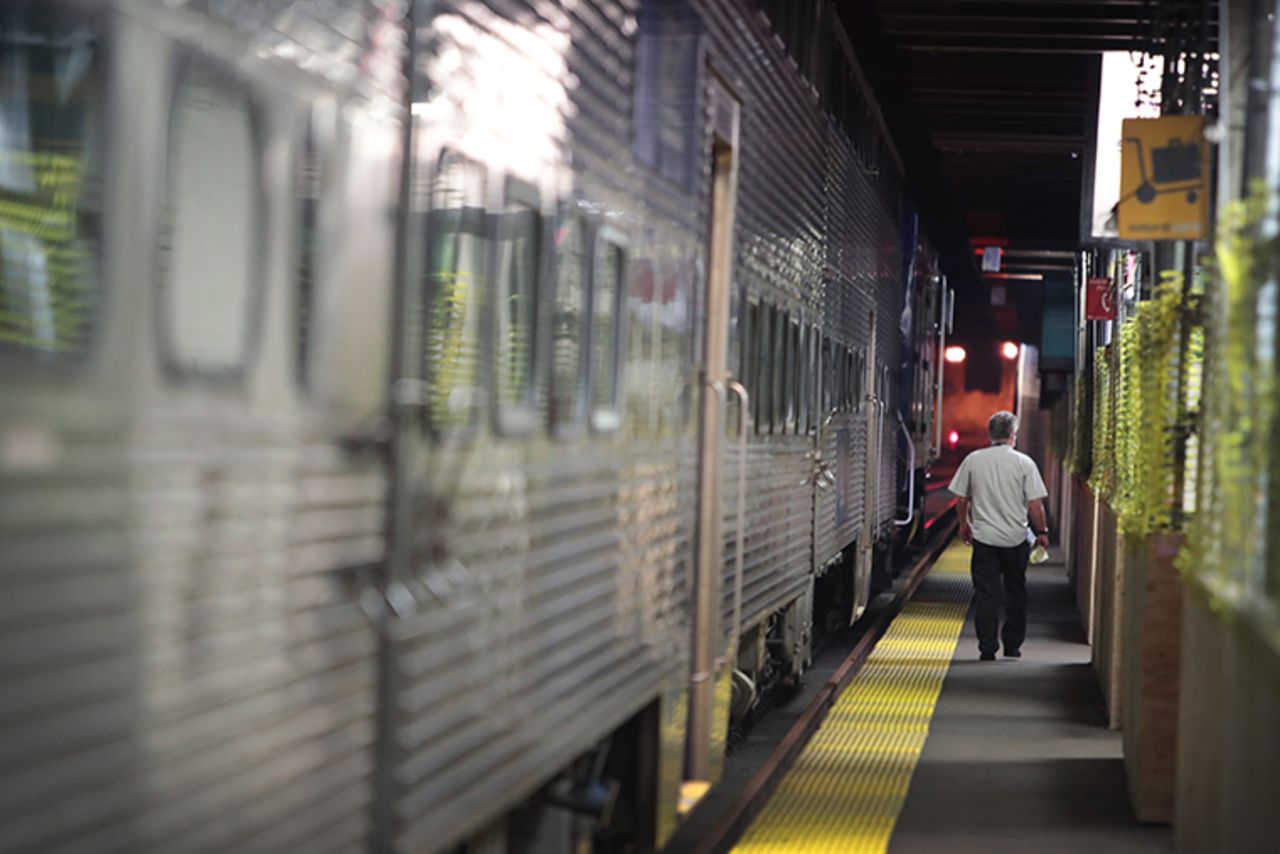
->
[894,411,915,527]
[727,380,750,654]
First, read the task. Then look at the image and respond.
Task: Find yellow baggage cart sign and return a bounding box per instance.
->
[1117,115,1209,240]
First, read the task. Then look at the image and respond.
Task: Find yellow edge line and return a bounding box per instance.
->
[733,543,972,854]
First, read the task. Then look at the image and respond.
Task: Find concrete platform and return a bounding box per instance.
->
[889,557,1172,853]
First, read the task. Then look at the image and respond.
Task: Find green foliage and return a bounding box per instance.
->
[1177,181,1277,606]
[1088,346,1114,500]
[1069,370,1093,481]
[1111,279,1182,538]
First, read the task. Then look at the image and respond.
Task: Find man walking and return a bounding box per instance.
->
[948,411,1050,661]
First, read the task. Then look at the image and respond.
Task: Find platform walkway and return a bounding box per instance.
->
[733,544,1171,853]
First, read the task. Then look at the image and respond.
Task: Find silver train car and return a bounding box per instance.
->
[0,0,945,852]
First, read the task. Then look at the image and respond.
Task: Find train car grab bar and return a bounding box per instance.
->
[695,377,727,688]
[894,412,915,527]
[727,380,749,654]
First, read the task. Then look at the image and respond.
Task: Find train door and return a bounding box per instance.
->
[855,312,879,617]
[685,73,741,796]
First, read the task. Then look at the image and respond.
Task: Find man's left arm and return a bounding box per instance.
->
[1025,460,1050,549]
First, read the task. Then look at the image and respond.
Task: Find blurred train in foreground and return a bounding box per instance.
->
[0,0,951,851]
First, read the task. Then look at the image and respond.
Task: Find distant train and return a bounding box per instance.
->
[0,1,950,852]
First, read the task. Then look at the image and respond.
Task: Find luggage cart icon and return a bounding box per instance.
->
[1123,136,1202,204]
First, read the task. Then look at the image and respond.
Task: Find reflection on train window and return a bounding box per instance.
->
[494,184,541,433]
[550,214,587,433]
[632,0,702,189]
[163,62,260,375]
[0,3,103,361]
[658,258,689,433]
[624,258,654,432]
[425,152,486,433]
[294,105,326,388]
[591,233,626,432]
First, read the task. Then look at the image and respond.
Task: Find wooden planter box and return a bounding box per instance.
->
[1092,500,1126,730]
[1121,532,1184,823]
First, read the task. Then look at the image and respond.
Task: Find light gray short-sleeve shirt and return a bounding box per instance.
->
[948,444,1049,547]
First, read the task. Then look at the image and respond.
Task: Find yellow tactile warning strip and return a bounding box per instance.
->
[733,543,973,853]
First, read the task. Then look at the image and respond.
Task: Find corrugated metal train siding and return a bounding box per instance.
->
[1,2,399,851]
[127,411,382,853]
[0,404,138,854]
[391,1,701,848]
[703,2,823,633]
[721,437,813,632]
[394,440,695,849]
[1,2,920,852]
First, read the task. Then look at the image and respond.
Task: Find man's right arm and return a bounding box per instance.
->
[957,496,972,545]
[949,458,972,545]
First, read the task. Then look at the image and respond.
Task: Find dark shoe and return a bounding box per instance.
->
[1004,649,1022,659]
[979,652,996,661]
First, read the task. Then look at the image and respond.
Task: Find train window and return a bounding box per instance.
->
[754,304,767,432]
[798,323,811,432]
[786,315,800,432]
[830,344,840,411]
[846,348,857,410]
[759,304,775,432]
[854,349,865,408]
[550,213,588,435]
[831,342,843,411]
[424,151,486,434]
[772,308,786,434]
[161,60,261,377]
[761,0,819,80]
[773,312,783,435]
[493,180,542,435]
[846,346,856,410]
[821,337,834,414]
[754,303,770,433]
[741,298,757,400]
[0,2,103,362]
[812,332,822,426]
[590,229,627,433]
[632,0,702,190]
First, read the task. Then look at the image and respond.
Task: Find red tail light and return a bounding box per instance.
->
[948,429,960,448]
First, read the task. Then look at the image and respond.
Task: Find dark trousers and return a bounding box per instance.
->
[970,540,1030,656]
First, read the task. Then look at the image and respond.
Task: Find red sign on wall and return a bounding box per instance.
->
[1086,277,1115,320]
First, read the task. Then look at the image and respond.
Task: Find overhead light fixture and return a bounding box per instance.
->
[982,272,1044,281]
[944,346,967,364]
[1001,341,1020,360]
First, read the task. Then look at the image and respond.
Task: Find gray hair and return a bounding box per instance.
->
[988,410,1018,442]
